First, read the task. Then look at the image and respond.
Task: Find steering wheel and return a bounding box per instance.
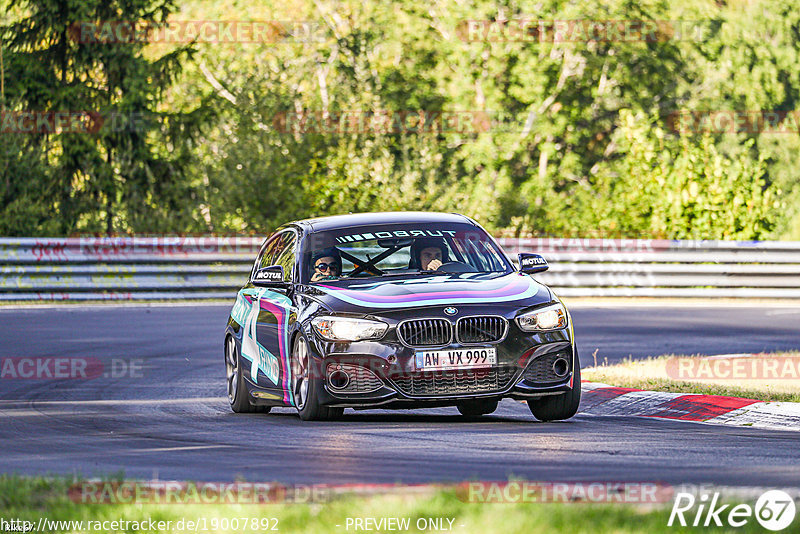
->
[436,261,478,273]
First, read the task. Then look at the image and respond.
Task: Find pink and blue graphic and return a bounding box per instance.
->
[258,294,293,405]
[232,288,294,405]
[318,274,542,309]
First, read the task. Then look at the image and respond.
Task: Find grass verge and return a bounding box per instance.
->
[583,352,800,402]
[0,475,785,534]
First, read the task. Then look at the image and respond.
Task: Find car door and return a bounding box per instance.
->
[236,230,297,404]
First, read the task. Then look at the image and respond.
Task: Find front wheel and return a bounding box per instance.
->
[527,351,582,422]
[291,335,343,421]
[226,335,257,413]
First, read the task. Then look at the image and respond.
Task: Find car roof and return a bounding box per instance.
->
[291,211,477,232]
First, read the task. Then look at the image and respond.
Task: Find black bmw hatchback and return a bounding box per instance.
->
[224,212,580,421]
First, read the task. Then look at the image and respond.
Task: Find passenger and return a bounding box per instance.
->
[409,238,449,271]
[310,248,342,282]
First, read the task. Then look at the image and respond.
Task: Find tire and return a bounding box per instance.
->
[527,350,582,422]
[291,335,344,421]
[226,335,258,413]
[457,399,498,417]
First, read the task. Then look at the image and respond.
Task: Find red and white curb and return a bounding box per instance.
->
[580,382,800,431]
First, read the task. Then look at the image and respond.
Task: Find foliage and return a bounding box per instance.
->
[0,0,207,235]
[580,110,781,239]
[2,0,800,238]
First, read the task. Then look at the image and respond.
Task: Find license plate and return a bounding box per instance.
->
[414,347,497,371]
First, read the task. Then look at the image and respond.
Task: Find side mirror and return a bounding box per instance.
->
[252,265,287,287]
[518,253,549,274]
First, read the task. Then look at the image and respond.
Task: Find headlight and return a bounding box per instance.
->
[516,303,568,331]
[311,316,388,341]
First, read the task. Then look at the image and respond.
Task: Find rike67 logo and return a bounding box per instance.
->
[669,490,796,531]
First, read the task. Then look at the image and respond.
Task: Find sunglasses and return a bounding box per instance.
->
[314,262,336,271]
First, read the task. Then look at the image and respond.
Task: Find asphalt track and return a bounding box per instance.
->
[1,303,799,486]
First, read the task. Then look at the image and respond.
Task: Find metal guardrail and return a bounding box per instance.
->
[0,237,259,301]
[1,237,799,301]
[498,238,800,298]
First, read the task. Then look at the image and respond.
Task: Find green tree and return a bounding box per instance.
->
[0,0,207,235]
[583,110,781,239]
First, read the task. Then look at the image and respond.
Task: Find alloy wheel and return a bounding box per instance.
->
[292,337,310,409]
[225,337,239,404]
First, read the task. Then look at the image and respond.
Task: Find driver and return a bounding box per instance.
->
[409,237,449,271]
[310,248,341,282]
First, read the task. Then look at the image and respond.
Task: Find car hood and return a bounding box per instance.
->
[308,272,552,313]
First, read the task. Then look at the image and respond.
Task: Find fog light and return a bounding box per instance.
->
[328,369,350,389]
[552,357,569,377]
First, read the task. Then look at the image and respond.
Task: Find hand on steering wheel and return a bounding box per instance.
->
[426,259,443,271]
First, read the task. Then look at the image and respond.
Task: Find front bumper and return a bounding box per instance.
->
[306,318,576,409]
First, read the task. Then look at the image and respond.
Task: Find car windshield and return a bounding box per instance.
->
[302,223,512,283]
